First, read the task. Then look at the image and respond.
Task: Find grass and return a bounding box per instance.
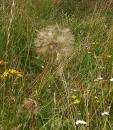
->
[1,0,113,130]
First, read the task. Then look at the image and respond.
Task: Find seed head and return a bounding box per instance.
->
[34,25,74,61]
[23,98,38,115]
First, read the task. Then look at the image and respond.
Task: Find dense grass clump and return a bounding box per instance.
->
[1,0,113,130]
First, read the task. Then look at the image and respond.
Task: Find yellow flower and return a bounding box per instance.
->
[71,95,80,105]
[94,96,100,103]
[8,69,17,74]
[1,69,23,78]
[8,69,23,77]
[1,71,9,78]
[16,73,23,78]
[94,96,98,99]
[71,95,77,100]
[96,100,100,103]
[73,99,80,105]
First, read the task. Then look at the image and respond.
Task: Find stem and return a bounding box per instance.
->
[5,0,15,58]
[32,114,37,130]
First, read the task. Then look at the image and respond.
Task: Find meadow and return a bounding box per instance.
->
[1,0,113,130]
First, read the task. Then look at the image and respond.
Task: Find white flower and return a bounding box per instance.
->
[101,111,109,116]
[94,77,103,82]
[97,77,103,80]
[76,120,87,125]
[110,78,113,82]
[41,65,44,69]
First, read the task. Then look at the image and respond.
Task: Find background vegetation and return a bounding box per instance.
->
[1,0,113,129]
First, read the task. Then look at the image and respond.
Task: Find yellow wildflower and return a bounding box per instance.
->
[94,96,100,103]
[8,69,17,74]
[96,100,100,103]
[71,95,77,100]
[71,95,80,105]
[1,71,9,78]
[1,69,23,78]
[73,99,80,105]
[94,96,98,99]
[16,73,23,78]
[8,69,23,77]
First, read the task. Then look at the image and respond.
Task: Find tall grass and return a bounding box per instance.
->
[1,0,113,130]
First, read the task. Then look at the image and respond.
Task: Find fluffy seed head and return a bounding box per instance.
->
[34,25,74,61]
